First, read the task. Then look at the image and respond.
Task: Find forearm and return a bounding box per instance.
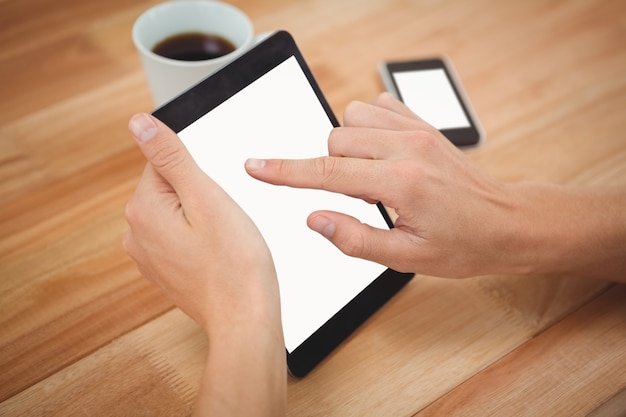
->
[193,310,286,416]
[506,183,626,282]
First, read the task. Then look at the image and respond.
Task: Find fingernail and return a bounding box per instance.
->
[129,113,157,142]
[245,158,266,171]
[309,215,335,239]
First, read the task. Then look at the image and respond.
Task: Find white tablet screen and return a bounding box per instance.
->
[177,56,388,352]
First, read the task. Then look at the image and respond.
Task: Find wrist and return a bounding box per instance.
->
[202,268,283,341]
[503,182,568,276]
[195,285,286,417]
[503,182,626,279]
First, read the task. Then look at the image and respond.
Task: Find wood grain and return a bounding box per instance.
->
[1,0,625,415]
[418,284,626,417]
[1,309,202,417]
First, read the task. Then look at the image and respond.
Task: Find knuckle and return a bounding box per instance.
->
[327,128,352,157]
[342,100,363,126]
[407,130,439,152]
[327,128,342,155]
[375,92,396,107]
[340,230,367,259]
[150,142,186,172]
[121,230,134,257]
[313,156,338,189]
[124,198,138,225]
[124,193,151,231]
[273,159,293,185]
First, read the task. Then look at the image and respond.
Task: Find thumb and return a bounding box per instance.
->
[128,113,199,197]
[307,211,399,268]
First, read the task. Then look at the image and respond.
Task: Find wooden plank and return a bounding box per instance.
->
[1,278,621,416]
[0,0,625,415]
[0,309,201,416]
[587,388,626,417]
[0,0,152,124]
[416,285,626,417]
[0,143,177,401]
[0,277,550,415]
[285,276,610,416]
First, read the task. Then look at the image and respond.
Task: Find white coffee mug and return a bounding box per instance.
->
[133,0,254,106]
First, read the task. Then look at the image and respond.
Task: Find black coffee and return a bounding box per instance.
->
[152,32,236,61]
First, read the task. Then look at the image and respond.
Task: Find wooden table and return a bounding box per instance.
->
[1,0,625,415]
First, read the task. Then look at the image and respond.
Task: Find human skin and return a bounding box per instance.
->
[123,92,625,416]
[124,113,286,416]
[246,93,626,281]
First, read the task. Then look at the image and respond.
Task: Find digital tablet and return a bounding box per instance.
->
[153,31,414,377]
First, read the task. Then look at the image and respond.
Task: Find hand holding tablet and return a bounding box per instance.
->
[125,26,626,417]
[145,30,499,376]
[135,29,506,377]
[151,31,413,376]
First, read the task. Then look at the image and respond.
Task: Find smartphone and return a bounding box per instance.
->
[379,58,483,148]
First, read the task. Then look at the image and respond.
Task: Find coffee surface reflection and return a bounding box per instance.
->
[152,32,236,61]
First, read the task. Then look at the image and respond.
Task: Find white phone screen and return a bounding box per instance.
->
[178,56,387,352]
[392,68,471,130]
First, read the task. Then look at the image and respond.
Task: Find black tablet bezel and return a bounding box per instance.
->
[381,58,483,148]
[153,30,414,378]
